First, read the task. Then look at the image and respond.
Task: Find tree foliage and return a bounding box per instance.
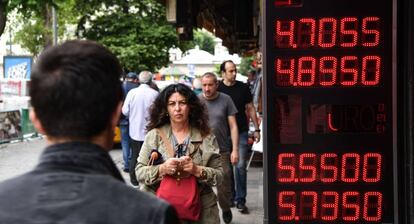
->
[13,18,46,56]
[79,0,178,72]
[7,0,178,72]
[239,56,255,76]
[0,0,8,37]
[193,29,215,54]
[8,0,61,47]
[0,0,54,38]
[179,29,215,54]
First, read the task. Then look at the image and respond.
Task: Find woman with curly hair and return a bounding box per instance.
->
[136,83,223,224]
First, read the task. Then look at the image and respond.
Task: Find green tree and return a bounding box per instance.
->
[0,0,8,37]
[214,64,221,77]
[14,18,45,56]
[8,0,60,48]
[9,0,178,71]
[193,29,215,54]
[9,0,79,54]
[80,0,178,72]
[239,56,255,76]
[179,29,215,54]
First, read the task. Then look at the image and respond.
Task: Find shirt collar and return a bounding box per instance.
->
[38,141,124,182]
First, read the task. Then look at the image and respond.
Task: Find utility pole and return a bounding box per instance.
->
[8,27,12,55]
[52,6,57,45]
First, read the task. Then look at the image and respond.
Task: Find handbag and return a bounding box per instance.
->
[155,129,201,221]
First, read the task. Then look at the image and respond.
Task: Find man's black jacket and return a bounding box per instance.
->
[0,142,179,224]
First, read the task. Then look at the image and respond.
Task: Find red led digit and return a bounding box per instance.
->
[275,0,302,6]
[340,17,358,47]
[299,153,317,182]
[363,153,382,182]
[361,56,381,86]
[277,153,296,182]
[342,191,360,221]
[298,18,316,48]
[340,56,358,86]
[275,0,292,6]
[300,191,318,220]
[362,17,380,47]
[276,58,295,86]
[318,18,337,48]
[276,20,295,48]
[363,192,383,221]
[321,191,339,221]
[320,153,338,182]
[275,0,302,7]
[378,103,385,112]
[278,191,296,220]
[341,153,360,182]
[319,56,338,86]
[297,57,316,86]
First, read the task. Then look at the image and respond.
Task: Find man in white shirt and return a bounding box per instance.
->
[122,71,159,186]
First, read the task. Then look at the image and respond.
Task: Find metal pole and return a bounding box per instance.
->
[8,28,12,55]
[52,6,57,45]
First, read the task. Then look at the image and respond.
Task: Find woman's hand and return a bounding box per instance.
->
[159,158,181,176]
[178,156,200,176]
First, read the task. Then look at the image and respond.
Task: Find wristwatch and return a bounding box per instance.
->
[255,129,261,132]
[199,168,207,180]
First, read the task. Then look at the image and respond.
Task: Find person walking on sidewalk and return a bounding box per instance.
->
[199,72,239,223]
[0,40,179,224]
[136,83,224,224]
[122,71,159,186]
[218,60,261,214]
[120,72,139,172]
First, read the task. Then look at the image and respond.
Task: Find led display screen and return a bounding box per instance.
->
[274,16,383,87]
[265,0,396,223]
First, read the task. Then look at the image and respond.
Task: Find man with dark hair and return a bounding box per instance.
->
[199,72,239,223]
[218,60,261,214]
[120,72,139,173]
[122,70,159,186]
[0,40,179,224]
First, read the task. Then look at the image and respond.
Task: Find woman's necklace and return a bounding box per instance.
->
[172,127,190,144]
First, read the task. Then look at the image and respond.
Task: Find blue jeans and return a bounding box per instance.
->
[120,124,131,170]
[234,131,248,205]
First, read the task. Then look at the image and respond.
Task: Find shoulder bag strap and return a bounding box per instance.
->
[157,128,175,158]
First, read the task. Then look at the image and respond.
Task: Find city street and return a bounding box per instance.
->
[0,138,264,224]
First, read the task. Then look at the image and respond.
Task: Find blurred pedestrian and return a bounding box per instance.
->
[246,69,257,94]
[192,77,202,95]
[0,40,179,223]
[120,72,139,172]
[218,60,261,214]
[199,72,239,223]
[122,71,159,186]
[136,83,223,224]
[252,51,263,115]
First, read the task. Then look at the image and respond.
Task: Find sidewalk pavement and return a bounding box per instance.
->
[228,165,264,224]
[110,149,265,224]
